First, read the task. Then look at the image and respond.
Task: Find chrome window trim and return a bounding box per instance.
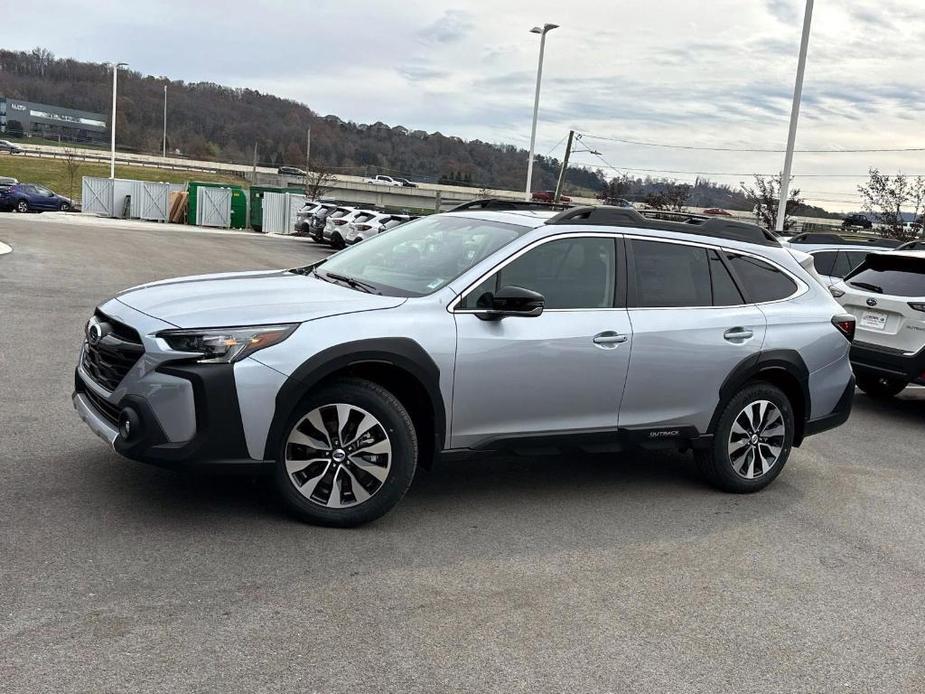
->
[449,229,808,314]
[449,231,622,313]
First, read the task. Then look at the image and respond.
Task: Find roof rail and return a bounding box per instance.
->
[446,198,572,212]
[787,232,903,248]
[547,206,780,247]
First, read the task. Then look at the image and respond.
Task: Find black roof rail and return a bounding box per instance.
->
[546,206,780,247]
[446,198,572,212]
[787,232,903,248]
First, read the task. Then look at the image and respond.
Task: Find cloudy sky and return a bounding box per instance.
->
[6,0,925,209]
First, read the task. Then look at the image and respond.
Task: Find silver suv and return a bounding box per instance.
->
[73,202,857,526]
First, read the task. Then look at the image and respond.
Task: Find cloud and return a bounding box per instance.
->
[415,9,474,45]
[765,0,799,23]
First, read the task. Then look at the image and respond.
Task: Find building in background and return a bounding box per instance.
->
[0,97,107,144]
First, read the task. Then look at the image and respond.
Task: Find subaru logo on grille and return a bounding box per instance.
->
[866,298,878,307]
[86,317,108,346]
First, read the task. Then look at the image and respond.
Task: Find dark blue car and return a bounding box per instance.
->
[0,183,74,213]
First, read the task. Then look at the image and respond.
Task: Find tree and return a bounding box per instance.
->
[61,147,82,201]
[642,191,669,210]
[304,160,336,200]
[741,174,803,231]
[857,169,925,241]
[663,181,692,212]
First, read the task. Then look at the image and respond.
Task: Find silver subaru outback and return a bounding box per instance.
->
[73,201,857,526]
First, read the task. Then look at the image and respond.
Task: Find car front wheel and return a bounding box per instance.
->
[274,378,418,527]
[695,383,794,493]
[59,202,70,211]
[15,200,29,213]
[856,373,906,399]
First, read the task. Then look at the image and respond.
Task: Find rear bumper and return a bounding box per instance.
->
[802,374,855,440]
[850,341,925,384]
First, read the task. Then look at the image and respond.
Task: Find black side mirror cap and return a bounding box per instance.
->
[478,285,545,320]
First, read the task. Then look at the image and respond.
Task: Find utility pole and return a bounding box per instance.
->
[776,0,814,233]
[108,61,127,179]
[554,130,574,203]
[305,126,311,180]
[162,84,167,158]
[524,23,558,201]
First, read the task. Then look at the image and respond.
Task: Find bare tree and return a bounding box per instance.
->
[642,191,669,210]
[304,160,336,200]
[62,147,82,204]
[741,174,803,231]
[663,181,692,212]
[857,168,925,241]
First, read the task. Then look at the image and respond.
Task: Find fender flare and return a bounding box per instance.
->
[262,337,445,460]
[708,349,811,436]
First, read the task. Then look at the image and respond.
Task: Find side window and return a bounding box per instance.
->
[726,253,798,302]
[631,240,712,307]
[832,251,855,278]
[843,251,869,276]
[812,251,838,277]
[458,237,616,310]
[709,250,744,305]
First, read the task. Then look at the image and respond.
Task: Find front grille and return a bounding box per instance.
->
[81,311,145,391]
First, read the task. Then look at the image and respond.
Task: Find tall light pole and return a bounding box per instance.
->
[162,84,167,158]
[109,62,128,179]
[775,0,813,232]
[525,23,558,200]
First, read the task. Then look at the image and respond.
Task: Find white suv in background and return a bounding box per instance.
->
[342,213,411,245]
[830,250,925,397]
[786,232,902,286]
[363,175,402,187]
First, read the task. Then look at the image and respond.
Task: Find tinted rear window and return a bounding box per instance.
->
[726,253,798,302]
[847,256,925,296]
[632,240,712,307]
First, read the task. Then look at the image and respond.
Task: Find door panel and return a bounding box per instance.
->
[619,306,766,431]
[451,310,632,448]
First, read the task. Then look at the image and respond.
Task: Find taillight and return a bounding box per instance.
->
[909,302,925,313]
[832,314,856,342]
[334,219,347,225]
[355,224,371,231]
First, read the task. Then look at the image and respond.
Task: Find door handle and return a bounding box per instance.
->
[593,331,628,347]
[723,327,754,342]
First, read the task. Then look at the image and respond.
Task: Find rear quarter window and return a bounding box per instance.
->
[726,253,798,302]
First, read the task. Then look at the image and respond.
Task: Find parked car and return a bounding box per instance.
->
[342,213,411,245]
[322,206,365,247]
[307,202,340,241]
[842,213,873,230]
[294,202,325,234]
[0,139,24,154]
[363,175,403,187]
[394,178,417,188]
[73,200,855,527]
[0,183,74,212]
[786,232,901,286]
[702,208,733,216]
[278,166,306,177]
[531,191,572,203]
[829,250,925,398]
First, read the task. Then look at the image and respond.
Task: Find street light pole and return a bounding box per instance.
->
[162,84,167,158]
[525,23,558,201]
[109,62,127,179]
[775,0,813,232]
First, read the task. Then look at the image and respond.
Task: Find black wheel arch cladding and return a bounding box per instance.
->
[263,338,445,460]
[709,349,810,436]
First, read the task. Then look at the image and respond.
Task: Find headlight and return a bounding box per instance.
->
[157,324,297,363]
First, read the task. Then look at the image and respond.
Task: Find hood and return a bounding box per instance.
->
[115,269,405,328]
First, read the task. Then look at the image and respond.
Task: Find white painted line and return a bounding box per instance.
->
[0,241,11,255]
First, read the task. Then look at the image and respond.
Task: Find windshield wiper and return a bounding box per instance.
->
[320,270,379,294]
[849,281,883,294]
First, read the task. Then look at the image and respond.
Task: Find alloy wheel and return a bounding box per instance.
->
[727,400,785,479]
[16,200,28,213]
[284,403,392,508]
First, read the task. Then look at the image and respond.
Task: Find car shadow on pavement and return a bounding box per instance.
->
[852,387,925,424]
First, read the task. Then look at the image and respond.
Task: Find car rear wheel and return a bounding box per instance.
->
[856,373,906,399]
[330,232,345,249]
[695,383,794,493]
[15,200,29,213]
[59,202,70,211]
[274,378,418,527]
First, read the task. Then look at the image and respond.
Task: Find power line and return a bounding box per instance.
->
[578,131,925,154]
[569,157,921,178]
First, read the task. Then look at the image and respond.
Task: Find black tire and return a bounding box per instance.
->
[310,228,324,243]
[856,373,906,399]
[15,199,29,213]
[59,202,70,211]
[330,232,345,249]
[273,378,418,527]
[695,382,795,493]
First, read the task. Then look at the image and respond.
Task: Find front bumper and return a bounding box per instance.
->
[850,341,925,384]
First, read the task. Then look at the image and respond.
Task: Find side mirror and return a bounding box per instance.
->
[477,285,544,320]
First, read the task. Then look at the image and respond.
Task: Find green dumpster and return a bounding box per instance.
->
[249,185,291,231]
[187,181,248,229]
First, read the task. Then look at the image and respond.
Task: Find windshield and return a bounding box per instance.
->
[315,214,528,296]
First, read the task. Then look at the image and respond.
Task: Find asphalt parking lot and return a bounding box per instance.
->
[1,215,923,693]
